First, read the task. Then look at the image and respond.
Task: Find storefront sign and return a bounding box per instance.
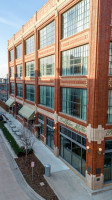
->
[58,116,86,134]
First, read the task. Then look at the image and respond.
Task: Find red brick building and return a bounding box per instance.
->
[7,0,112,190]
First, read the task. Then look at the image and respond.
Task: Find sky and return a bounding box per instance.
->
[0,0,48,78]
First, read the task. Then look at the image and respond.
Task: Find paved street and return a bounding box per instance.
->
[0,135,31,200]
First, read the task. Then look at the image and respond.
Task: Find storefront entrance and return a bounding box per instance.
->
[46,119,54,150]
[104,140,112,182]
[59,125,86,177]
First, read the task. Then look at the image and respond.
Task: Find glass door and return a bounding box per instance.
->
[46,127,54,150]
[104,153,112,182]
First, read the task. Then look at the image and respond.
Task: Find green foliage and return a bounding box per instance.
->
[0,121,33,156]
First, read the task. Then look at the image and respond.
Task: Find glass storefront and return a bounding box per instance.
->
[104,140,112,182]
[59,125,86,176]
[46,119,54,150]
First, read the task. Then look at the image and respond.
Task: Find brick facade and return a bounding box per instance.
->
[7,0,112,190]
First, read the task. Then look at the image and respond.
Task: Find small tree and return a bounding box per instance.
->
[19,125,35,163]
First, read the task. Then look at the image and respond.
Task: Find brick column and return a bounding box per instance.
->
[22,38,25,101]
[86,0,111,190]
[8,50,11,95]
[54,10,59,156]
[14,45,17,116]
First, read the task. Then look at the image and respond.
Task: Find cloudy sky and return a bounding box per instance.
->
[0,0,48,78]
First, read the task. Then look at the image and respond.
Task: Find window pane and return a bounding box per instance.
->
[16,44,22,59]
[17,84,23,98]
[39,86,54,109]
[25,35,34,55]
[26,61,35,77]
[107,90,112,123]
[62,88,87,121]
[62,0,90,39]
[39,21,55,49]
[26,84,35,102]
[39,55,55,76]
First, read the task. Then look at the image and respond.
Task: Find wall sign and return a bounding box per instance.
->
[58,116,86,134]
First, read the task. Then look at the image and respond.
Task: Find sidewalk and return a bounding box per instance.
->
[0,107,112,200]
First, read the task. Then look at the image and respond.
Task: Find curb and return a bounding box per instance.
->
[0,133,46,200]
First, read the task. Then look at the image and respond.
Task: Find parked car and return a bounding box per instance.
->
[0,114,3,121]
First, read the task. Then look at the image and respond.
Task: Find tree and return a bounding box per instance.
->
[19,125,35,163]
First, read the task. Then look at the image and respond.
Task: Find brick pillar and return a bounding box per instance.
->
[86,0,111,190]
[34,27,39,135]
[14,45,16,116]
[8,50,11,95]
[22,38,25,101]
[54,10,59,156]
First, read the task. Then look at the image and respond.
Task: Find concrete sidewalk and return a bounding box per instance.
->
[0,106,112,200]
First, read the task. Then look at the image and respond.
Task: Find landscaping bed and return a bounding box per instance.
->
[16,153,58,200]
[0,121,59,200]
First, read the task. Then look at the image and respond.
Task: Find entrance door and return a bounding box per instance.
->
[46,127,54,150]
[104,153,112,182]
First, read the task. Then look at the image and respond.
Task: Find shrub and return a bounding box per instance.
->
[0,121,33,156]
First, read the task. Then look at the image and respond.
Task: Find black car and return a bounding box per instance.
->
[0,114,3,121]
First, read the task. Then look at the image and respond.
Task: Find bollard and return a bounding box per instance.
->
[44,164,51,177]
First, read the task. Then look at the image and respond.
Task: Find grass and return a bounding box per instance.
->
[0,121,32,156]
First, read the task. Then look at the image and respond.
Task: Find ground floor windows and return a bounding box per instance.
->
[16,103,23,118]
[46,118,54,150]
[59,125,86,176]
[38,114,44,136]
[104,140,112,182]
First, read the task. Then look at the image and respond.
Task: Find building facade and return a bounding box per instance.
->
[7,0,112,190]
[0,77,8,102]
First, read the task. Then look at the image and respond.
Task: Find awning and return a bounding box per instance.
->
[5,98,15,107]
[18,105,35,120]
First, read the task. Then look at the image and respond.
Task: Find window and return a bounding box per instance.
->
[39,55,55,76]
[26,84,35,102]
[62,0,90,39]
[25,35,34,55]
[107,90,112,123]
[109,43,112,75]
[61,88,87,121]
[10,50,14,61]
[16,44,22,59]
[39,21,55,49]
[40,86,54,109]
[26,61,35,77]
[38,114,44,135]
[62,44,88,76]
[46,118,54,149]
[111,8,112,24]
[10,83,14,95]
[17,84,23,98]
[16,65,22,78]
[17,103,23,117]
[59,125,86,176]
[10,67,14,78]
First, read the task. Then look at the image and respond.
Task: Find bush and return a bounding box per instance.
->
[0,121,33,156]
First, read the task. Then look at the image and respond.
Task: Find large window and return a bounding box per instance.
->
[107,90,112,123]
[25,35,34,55]
[10,67,14,78]
[62,0,90,39]
[40,86,54,109]
[38,114,44,135]
[61,88,87,121]
[10,50,14,61]
[109,43,112,75]
[26,84,35,102]
[46,118,54,150]
[39,55,55,76]
[39,21,55,49]
[26,61,35,77]
[16,65,22,78]
[17,84,23,98]
[16,44,22,59]
[59,125,86,176]
[62,44,88,76]
[10,83,14,95]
